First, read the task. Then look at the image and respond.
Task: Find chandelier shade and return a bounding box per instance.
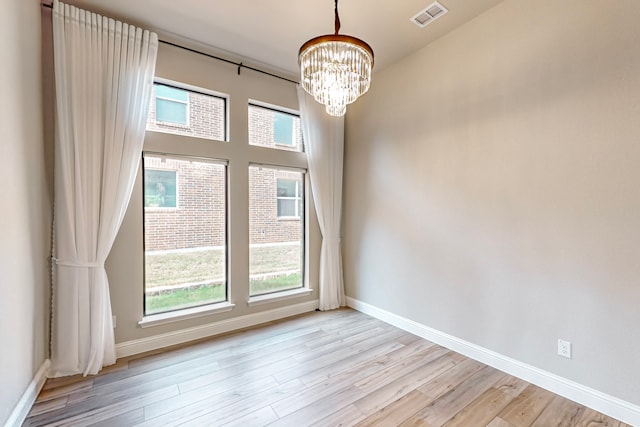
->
[299,0,374,117]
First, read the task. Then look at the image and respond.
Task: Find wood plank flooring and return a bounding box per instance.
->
[24,309,630,427]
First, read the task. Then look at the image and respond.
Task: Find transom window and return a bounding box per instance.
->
[248,104,303,152]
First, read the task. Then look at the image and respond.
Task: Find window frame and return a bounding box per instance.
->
[151,78,230,142]
[142,152,230,317]
[248,163,307,298]
[276,177,303,219]
[248,101,304,152]
[137,79,313,326]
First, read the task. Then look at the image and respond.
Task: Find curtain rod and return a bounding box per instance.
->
[41,1,299,85]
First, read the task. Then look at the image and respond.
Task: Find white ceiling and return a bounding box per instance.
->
[69,0,504,79]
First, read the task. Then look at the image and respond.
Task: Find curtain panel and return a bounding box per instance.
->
[297,87,346,311]
[50,0,158,376]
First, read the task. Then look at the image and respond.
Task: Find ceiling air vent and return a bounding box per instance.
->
[411,1,448,28]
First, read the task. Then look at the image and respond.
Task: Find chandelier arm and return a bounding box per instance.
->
[334,0,341,35]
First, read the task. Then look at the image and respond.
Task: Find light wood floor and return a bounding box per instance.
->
[25,309,629,427]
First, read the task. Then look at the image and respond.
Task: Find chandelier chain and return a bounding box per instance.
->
[334,0,341,35]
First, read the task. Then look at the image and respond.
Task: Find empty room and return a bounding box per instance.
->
[2,0,639,426]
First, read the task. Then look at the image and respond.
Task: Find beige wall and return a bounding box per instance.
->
[0,0,50,424]
[344,0,640,406]
[107,43,320,343]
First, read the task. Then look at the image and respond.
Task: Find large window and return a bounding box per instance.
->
[143,154,227,315]
[249,166,305,296]
[142,79,308,318]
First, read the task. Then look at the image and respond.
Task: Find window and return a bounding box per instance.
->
[248,104,303,152]
[143,158,227,315]
[249,166,305,297]
[277,178,302,218]
[144,169,177,208]
[147,82,227,141]
[141,78,308,319]
[155,84,188,125]
[273,112,294,146]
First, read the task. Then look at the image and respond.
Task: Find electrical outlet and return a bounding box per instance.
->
[557,339,571,358]
[112,315,117,329]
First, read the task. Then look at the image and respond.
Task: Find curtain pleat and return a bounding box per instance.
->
[297,87,346,311]
[50,0,157,377]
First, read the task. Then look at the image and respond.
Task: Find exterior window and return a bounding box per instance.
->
[277,178,302,218]
[248,104,302,152]
[147,82,227,141]
[143,154,227,315]
[249,166,305,296]
[144,169,177,208]
[155,85,188,125]
[273,112,294,146]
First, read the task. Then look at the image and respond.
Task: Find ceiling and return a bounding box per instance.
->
[69,0,503,79]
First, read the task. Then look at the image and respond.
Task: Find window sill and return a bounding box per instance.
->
[139,301,235,328]
[247,288,313,307]
[277,216,301,221]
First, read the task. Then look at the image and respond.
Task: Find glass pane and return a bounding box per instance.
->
[248,104,303,152]
[273,112,294,145]
[144,154,227,315]
[277,199,296,217]
[156,99,187,125]
[144,169,177,208]
[249,165,304,296]
[155,84,188,102]
[147,83,226,141]
[277,179,297,197]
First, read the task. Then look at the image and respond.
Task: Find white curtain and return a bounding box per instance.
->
[297,87,346,310]
[50,0,157,377]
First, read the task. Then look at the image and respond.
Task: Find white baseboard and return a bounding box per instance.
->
[116,300,319,358]
[346,297,640,427]
[4,359,50,427]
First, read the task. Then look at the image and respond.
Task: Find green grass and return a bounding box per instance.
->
[250,272,302,295]
[146,273,302,314]
[146,284,226,315]
[145,250,225,288]
[144,244,303,314]
[144,244,302,288]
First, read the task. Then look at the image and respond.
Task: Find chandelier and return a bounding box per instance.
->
[298,0,374,117]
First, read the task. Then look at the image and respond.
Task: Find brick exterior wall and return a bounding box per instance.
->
[146,85,226,141]
[144,156,226,251]
[144,90,304,252]
[249,167,303,245]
